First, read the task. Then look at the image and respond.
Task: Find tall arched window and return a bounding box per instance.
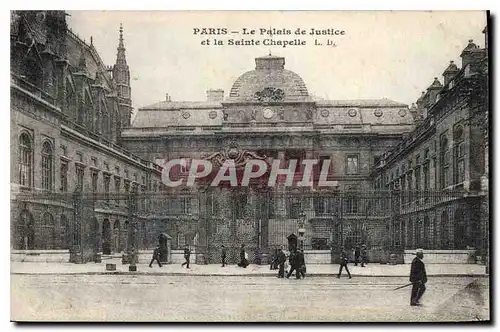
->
[41,141,53,190]
[440,135,450,189]
[19,133,33,187]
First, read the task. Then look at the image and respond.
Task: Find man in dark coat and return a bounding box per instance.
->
[277,246,286,278]
[410,248,427,306]
[354,245,361,266]
[237,244,249,268]
[181,245,191,269]
[297,249,306,279]
[286,249,300,279]
[221,245,227,267]
[149,245,162,268]
[337,247,352,279]
[360,244,368,267]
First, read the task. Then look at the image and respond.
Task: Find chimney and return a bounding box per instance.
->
[206,89,224,102]
[427,77,443,105]
[442,61,459,86]
[460,39,478,68]
[165,93,171,102]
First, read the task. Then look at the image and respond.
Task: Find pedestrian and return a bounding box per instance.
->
[221,245,227,267]
[337,247,352,279]
[361,244,368,267]
[286,249,300,279]
[181,245,191,269]
[270,248,279,270]
[298,249,306,279]
[410,248,427,306]
[149,245,162,268]
[277,246,286,278]
[237,244,249,268]
[354,245,361,266]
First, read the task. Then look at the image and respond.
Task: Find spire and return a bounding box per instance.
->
[116,23,127,66]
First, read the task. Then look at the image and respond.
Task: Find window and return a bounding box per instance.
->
[268,193,275,219]
[19,133,33,187]
[76,167,84,192]
[440,135,450,189]
[124,180,130,194]
[60,162,68,192]
[345,195,359,214]
[287,196,302,219]
[91,171,98,193]
[104,175,110,203]
[234,191,247,219]
[346,154,359,174]
[453,125,466,184]
[345,223,363,249]
[314,197,335,215]
[115,177,121,204]
[177,233,186,248]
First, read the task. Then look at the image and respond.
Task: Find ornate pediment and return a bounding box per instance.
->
[254,87,284,102]
[204,142,269,168]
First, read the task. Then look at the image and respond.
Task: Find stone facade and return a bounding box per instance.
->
[10,11,489,265]
[10,11,163,262]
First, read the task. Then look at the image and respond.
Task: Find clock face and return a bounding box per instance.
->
[263,108,274,119]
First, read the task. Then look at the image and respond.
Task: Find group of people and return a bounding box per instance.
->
[271,246,306,279]
[149,241,428,307]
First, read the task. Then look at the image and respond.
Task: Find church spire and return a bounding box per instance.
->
[116,23,127,66]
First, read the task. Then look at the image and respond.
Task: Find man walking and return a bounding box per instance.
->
[361,244,368,267]
[181,245,191,269]
[354,245,361,266]
[297,249,306,279]
[221,245,227,267]
[337,247,352,279]
[410,248,427,306]
[149,245,162,268]
[277,246,286,278]
[286,249,300,279]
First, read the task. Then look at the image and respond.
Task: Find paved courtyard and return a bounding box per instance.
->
[11,274,489,322]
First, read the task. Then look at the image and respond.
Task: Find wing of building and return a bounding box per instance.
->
[11,11,489,266]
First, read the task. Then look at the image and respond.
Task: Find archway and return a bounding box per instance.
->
[102,219,111,254]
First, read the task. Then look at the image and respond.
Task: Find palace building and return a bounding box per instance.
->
[11,11,489,265]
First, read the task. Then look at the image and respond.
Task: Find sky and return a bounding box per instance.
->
[66,11,487,115]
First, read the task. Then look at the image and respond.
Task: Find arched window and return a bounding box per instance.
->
[440,135,450,189]
[42,212,55,249]
[41,141,53,190]
[19,133,33,187]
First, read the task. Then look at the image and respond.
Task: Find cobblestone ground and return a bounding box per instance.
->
[11,275,489,322]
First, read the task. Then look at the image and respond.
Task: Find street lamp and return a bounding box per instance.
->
[298,210,306,250]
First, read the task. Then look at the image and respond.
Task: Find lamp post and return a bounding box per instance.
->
[298,210,306,250]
